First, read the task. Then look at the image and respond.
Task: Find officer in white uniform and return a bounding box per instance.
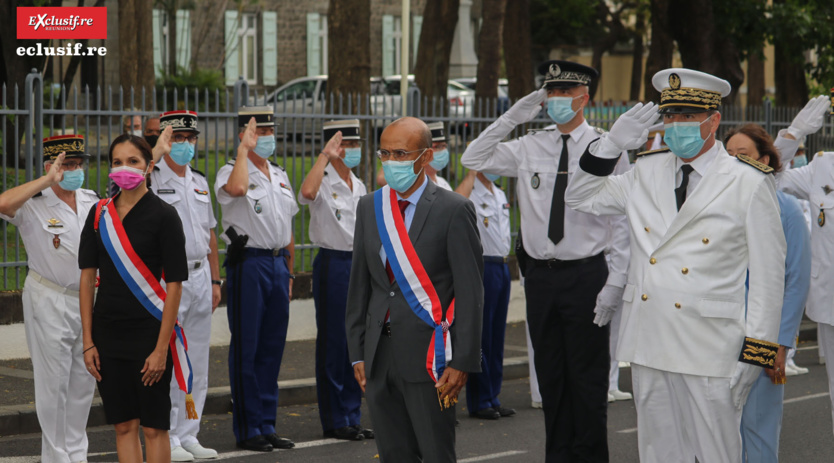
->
[565,68,786,463]
[146,110,222,461]
[455,170,515,419]
[376,122,453,190]
[298,120,373,441]
[0,135,97,463]
[462,60,630,462]
[214,107,299,452]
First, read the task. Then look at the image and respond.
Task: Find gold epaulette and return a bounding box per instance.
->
[636,148,670,157]
[736,154,774,174]
[738,337,779,369]
[816,151,825,158]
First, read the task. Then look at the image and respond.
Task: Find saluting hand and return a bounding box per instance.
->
[607,102,661,151]
[322,131,344,162]
[154,125,174,159]
[240,117,259,154]
[45,152,66,186]
[503,89,546,126]
[788,95,830,139]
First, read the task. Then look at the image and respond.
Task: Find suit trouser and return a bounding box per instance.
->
[226,250,290,442]
[169,260,213,448]
[22,274,96,463]
[466,260,511,412]
[741,370,784,463]
[632,364,742,463]
[312,248,363,432]
[366,333,456,463]
[525,255,609,462]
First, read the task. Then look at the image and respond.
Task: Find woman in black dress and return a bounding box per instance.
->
[79,134,188,463]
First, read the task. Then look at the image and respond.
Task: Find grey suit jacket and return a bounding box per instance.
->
[346,179,484,383]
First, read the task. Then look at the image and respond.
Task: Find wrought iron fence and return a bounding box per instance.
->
[0,70,831,289]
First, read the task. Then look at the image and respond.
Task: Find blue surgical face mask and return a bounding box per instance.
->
[793,154,807,168]
[429,148,449,170]
[546,96,580,124]
[484,173,501,182]
[169,141,195,166]
[254,136,275,158]
[382,149,427,193]
[664,115,714,159]
[59,169,84,191]
[343,147,361,168]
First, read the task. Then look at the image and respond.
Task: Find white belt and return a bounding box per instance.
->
[28,270,79,297]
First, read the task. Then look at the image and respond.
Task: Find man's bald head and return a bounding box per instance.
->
[382,117,432,151]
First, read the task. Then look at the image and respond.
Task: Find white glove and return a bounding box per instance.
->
[502,89,546,126]
[729,362,761,410]
[787,95,830,139]
[593,284,624,327]
[606,102,661,151]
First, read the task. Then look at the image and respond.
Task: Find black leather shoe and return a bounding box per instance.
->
[236,435,273,452]
[264,433,295,449]
[351,425,375,439]
[469,407,501,420]
[325,426,364,441]
[497,406,516,417]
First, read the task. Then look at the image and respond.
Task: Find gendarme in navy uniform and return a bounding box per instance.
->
[461,60,631,462]
[213,106,299,452]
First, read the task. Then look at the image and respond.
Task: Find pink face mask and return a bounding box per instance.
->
[109,166,148,190]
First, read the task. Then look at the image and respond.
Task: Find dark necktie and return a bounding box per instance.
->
[547,134,571,244]
[675,165,695,211]
[385,200,411,283]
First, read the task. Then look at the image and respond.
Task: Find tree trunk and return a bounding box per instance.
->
[589,1,629,101]
[746,51,765,106]
[475,0,506,100]
[414,0,460,101]
[167,4,178,76]
[644,0,673,103]
[774,43,808,108]
[119,0,139,106]
[629,10,646,102]
[136,0,155,90]
[502,0,533,99]
[668,0,744,104]
[327,0,371,113]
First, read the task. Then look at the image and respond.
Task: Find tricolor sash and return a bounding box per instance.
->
[94,197,196,417]
[374,186,455,382]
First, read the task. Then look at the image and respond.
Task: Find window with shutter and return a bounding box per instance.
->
[224,11,240,86]
[262,11,278,86]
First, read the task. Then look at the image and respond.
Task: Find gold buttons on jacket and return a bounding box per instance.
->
[675,303,681,309]
[702,238,709,244]
[650,257,657,265]
[641,294,648,301]
[681,267,689,274]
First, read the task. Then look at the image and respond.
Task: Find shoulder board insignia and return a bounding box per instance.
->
[153,165,160,171]
[526,128,557,134]
[33,191,43,198]
[593,126,606,134]
[191,168,205,178]
[636,148,670,157]
[736,154,774,174]
[269,160,285,171]
[226,159,236,166]
[817,151,824,158]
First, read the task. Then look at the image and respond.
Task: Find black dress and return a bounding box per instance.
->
[79,191,188,428]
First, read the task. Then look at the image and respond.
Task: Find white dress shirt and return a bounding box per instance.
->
[298,164,366,251]
[214,158,299,249]
[470,179,511,257]
[674,142,719,198]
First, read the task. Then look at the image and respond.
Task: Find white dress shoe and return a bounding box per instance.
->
[182,442,219,459]
[608,393,616,403]
[531,400,543,409]
[171,446,195,462]
[609,389,633,401]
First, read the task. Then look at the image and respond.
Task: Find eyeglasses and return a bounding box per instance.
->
[61,160,85,170]
[375,148,427,161]
[172,134,198,143]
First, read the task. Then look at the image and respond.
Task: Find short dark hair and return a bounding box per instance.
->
[108,134,154,186]
[723,124,783,172]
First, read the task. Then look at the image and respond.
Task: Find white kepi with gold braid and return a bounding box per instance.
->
[652,68,731,114]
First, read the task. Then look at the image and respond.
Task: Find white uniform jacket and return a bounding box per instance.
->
[565,143,786,378]
[777,150,834,325]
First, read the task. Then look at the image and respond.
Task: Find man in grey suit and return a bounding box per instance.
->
[346,117,484,462]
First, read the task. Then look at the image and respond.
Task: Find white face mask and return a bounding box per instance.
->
[131,129,143,138]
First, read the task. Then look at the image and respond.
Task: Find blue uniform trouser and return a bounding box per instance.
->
[466,259,511,412]
[741,369,784,463]
[226,248,290,442]
[313,248,362,432]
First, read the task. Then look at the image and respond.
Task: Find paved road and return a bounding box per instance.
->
[1,344,832,462]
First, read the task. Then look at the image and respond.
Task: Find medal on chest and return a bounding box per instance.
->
[483,216,489,228]
[52,234,60,249]
[254,199,263,214]
[47,218,63,249]
[819,209,826,227]
[823,185,832,195]
[531,173,540,189]
[335,209,342,221]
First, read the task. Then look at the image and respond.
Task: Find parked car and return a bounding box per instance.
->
[452,77,510,115]
[378,75,476,134]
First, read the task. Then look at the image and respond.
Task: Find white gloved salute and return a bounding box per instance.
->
[593,284,625,327]
[502,89,546,126]
[787,95,830,140]
[592,102,661,158]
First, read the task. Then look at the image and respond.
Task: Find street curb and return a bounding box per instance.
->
[0,355,532,437]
